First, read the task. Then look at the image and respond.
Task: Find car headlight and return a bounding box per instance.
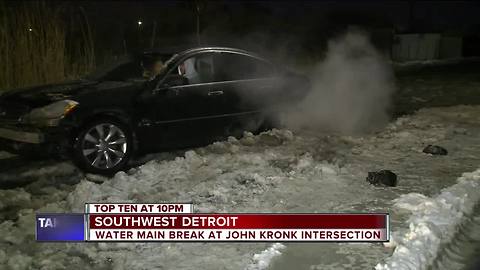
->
[25,99,79,126]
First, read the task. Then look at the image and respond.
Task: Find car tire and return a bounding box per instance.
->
[72,118,133,175]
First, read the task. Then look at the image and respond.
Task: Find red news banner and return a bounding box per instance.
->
[86,203,389,242]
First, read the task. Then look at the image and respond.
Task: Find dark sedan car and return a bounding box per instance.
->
[0,47,310,174]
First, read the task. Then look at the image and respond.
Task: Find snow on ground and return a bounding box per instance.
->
[0,151,14,159]
[246,243,286,270]
[0,105,480,270]
[376,169,480,270]
[392,57,480,69]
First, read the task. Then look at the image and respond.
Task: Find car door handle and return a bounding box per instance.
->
[207,90,224,96]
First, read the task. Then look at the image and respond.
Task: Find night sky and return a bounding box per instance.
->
[5,1,480,61]
[80,1,480,31]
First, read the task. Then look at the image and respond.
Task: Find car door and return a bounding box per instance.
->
[136,52,230,149]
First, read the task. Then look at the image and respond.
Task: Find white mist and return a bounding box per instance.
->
[284,30,396,134]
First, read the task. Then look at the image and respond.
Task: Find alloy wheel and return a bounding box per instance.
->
[81,123,127,169]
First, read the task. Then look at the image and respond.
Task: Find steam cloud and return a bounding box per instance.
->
[284,30,396,134]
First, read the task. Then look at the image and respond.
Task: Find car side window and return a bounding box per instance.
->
[214,53,275,81]
[176,53,215,85]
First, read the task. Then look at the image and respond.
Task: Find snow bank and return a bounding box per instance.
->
[375,169,480,270]
[246,243,286,270]
[0,151,14,159]
[0,129,301,270]
[392,57,480,69]
[2,105,480,270]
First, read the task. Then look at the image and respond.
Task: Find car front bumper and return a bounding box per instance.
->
[0,127,44,144]
[0,124,70,157]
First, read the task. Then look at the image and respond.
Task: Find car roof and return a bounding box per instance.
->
[142,45,194,55]
[142,46,261,59]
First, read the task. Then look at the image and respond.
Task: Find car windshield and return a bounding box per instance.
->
[84,53,177,82]
[84,55,135,81]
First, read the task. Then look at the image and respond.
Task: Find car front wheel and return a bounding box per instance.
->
[73,119,132,175]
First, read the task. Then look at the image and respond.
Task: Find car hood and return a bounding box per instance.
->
[0,80,99,107]
[0,80,143,108]
[0,80,145,122]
